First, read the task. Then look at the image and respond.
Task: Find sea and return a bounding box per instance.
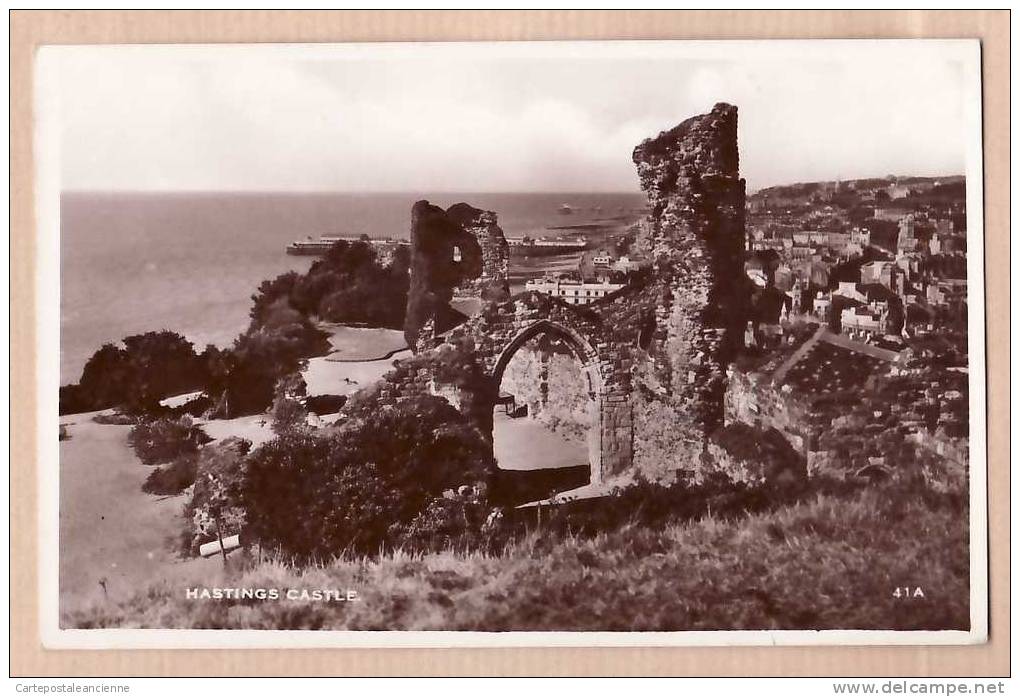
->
[60,191,647,383]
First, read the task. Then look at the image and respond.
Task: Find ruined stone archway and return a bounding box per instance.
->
[427,290,635,483]
[491,318,604,398]
[490,319,607,482]
[381,103,745,488]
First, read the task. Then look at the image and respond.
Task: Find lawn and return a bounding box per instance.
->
[320,325,407,361]
[57,414,220,619]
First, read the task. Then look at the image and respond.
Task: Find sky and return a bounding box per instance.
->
[43,41,978,194]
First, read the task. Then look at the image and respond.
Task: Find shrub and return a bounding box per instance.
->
[181,436,252,556]
[165,394,214,419]
[270,373,309,437]
[304,394,347,415]
[211,302,328,417]
[141,454,199,496]
[60,331,206,415]
[127,416,211,467]
[243,395,496,561]
[706,423,806,485]
[270,396,308,436]
[397,488,506,554]
[92,411,137,425]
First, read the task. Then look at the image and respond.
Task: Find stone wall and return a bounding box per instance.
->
[722,330,937,482]
[375,105,754,490]
[631,102,749,440]
[500,342,591,442]
[447,203,510,303]
[403,200,485,350]
[374,290,635,482]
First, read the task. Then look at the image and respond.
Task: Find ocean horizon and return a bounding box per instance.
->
[60,190,647,383]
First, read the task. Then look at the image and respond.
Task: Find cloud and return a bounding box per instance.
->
[51,42,974,193]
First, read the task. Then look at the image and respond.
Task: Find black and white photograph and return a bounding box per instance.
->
[37,39,986,646]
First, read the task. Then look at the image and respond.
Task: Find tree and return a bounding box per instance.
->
[62,331,205,414]
[249,272,301,328]
[243,395,496,560]
[215,300,329,417]
[120,331,205,411]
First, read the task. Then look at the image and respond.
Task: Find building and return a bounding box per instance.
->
[874,207,912,222]
[793,230,829,247]
[896,214,920,252]
[745,252,780,288]
[830,280,901,338]
[840,306,886,337]
[750,237,786,253]
[930,232,965,255]
[926,279,967,307]
[895,252,922,280]
[861,260,900,290]
[826,231,851,250]
[886,183,912,199]
[524,276,626,305]
[578,249,616,280]
[812,293,831,320]
[833,280,867,303]
[611,255,648,274]
[789,281,805,315]
[850,227,871,247]
[773,264,794,292]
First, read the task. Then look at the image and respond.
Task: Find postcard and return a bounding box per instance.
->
[36,38,986,648]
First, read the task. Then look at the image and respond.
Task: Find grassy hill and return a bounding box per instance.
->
[65,483,968,632]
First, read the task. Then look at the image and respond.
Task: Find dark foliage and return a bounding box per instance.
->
[398,491,498,554]
[243,395,495,561]
[491,465,591,508]
[127,416,211,467]
[164,394,215,419]
[270,374,310,437]
[710,423,807,482]
[304,394,348,415]
[92,412,137,425]
[141,454,199,496]
[209,301,329,417]
[251,241,410,330]
[203,241,408,416]
[60,331,207,415]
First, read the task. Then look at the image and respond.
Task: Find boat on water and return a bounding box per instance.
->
[286,236,346,255]
[506,235,589,257]
[557,203,573,215]
[286,235,408,256]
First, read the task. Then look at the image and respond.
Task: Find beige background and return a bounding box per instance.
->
[10,10,1010,676]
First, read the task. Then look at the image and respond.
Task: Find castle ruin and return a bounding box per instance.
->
[383,103,750,490]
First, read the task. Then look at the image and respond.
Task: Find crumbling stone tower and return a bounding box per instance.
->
[446,203,511,303]
[631,102,748,442]
[403,201,510,351]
